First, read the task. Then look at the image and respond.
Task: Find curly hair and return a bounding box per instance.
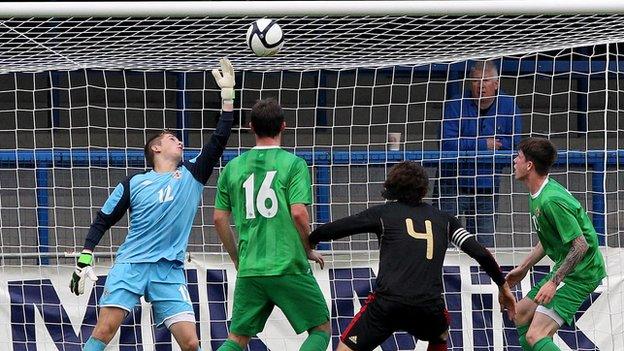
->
[382,161,429,206]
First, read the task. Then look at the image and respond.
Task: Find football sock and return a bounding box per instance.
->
[517,324,531,351]
[300,330,330,351]
[217,339,244,351]
[84,337,106,351]
[533,337,560,351]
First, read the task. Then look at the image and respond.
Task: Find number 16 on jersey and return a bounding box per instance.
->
[243,171,278,219]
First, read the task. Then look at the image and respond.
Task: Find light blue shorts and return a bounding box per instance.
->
[100,259,194,327]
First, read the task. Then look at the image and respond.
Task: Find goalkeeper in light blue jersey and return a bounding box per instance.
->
[69,58,236,351]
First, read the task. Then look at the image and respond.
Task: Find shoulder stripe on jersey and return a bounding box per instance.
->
[451,228,474,247]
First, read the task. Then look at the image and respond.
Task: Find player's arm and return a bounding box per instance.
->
[534,200,589,304]
[552,235,588,285]
[291,204,324,268]
[543,199,588,286]
[448,215,516,319]
[213,209,239,269]
[506,241,545,288]
[449,222,505,286]
[309,207,382,245]
[213,164,238,268]
[186,58,235,185]
[70,177,131,295]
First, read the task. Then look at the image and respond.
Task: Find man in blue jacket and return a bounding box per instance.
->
[439,60,522,247]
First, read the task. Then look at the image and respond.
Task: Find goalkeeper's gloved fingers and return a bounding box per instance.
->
[211,57,236,101]
[70,250,98,295]
[70,265,98,295]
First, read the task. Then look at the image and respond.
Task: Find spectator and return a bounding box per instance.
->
[439,60,522,246]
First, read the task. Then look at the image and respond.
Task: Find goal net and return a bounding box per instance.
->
[0,2,622,350]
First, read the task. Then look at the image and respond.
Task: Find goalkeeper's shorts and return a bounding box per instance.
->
[99,259,194,327]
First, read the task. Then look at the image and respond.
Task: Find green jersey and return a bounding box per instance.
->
[215,146,312,277]
[529,178,606,282]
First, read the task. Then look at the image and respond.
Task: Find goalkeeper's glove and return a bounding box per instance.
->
[69,250,98,296]
[211,57,235,102]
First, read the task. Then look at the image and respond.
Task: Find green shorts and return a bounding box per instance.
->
[527,272,602,326]
[229,273,330,336]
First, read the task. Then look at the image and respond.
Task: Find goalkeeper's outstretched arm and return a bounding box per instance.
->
[185,58,236,185]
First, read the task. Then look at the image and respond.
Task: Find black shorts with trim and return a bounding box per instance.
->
[340,293,449,351]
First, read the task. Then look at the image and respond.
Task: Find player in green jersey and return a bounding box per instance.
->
[506,137,606,351]
[213,98,331,351]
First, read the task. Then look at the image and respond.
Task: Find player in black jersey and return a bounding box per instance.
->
[309,161,516,351]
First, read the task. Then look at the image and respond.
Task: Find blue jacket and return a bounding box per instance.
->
[440,92,522,189]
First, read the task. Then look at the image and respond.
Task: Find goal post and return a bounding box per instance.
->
[0,2,622,350]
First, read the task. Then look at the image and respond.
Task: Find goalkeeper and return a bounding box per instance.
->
[506,137,606,351]
[69,58,236,351]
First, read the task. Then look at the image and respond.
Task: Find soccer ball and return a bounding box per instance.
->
[246,19,284,57]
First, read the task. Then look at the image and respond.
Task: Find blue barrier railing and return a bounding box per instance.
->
[1,148,621,258]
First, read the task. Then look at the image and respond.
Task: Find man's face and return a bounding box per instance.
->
[156,133,183,161]
[513,150,531,180]
[470,68,499,105]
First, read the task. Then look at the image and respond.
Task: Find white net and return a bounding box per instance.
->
[0,14,623,72]
[0,8,622,351]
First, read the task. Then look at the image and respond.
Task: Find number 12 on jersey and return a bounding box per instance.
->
[243,171,278,219]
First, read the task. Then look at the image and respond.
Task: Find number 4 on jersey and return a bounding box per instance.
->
[243,171,278,219]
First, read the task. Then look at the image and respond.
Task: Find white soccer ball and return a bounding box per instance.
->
[246,19,284,57]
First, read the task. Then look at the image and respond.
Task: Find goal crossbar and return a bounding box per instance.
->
[1,1,624,18]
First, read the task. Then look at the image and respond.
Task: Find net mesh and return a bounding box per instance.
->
[0,15,624,72]
[0,12,621,351]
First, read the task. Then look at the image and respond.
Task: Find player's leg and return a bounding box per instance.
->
[147,260,200,351]
[525,311,560,351]
[402,299,449,351]
[302,322,331,351]
[265,274,331,351]
[169,321,200,351]
[218,334,251,351]
[86,262,145,350]
[525,277,602,351]
[513,297,539,351]
[84,307,128,351]
[337,293,395,351]
[217,276,274,351]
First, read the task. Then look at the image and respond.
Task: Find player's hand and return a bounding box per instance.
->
[505,266,527,288]
[211,57,235,101]
[69,250,98,296]
[498,282,517,320]
[534,280,557,305]
[307,249,325,270]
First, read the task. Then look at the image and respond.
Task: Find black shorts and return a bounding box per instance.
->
[341,293,449,351]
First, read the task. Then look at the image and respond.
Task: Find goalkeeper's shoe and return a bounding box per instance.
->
[69,250,98,296]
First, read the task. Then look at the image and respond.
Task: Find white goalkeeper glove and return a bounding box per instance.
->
[211,57,235,102]
[69,250,98,296]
